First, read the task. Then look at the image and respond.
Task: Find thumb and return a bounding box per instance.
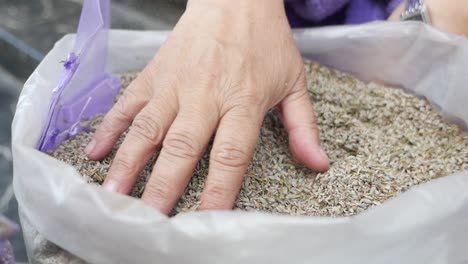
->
[279,75,329,172]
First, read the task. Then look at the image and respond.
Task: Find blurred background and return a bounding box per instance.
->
[0,0,185,261]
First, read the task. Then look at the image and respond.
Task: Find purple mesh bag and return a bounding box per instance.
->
[36,0,120,152]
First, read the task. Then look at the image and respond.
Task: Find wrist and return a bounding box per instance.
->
[187,0,284,9]
[186,0,285,19]
[181,0,290,41]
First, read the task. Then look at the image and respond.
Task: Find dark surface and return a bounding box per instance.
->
[0,0,184,261]
[0,65,23,262]
[0,0,185,80]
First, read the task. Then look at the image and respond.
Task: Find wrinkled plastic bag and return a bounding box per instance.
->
[12,15,468,264]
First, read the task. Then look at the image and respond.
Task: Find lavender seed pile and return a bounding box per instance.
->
[49,60,468,217]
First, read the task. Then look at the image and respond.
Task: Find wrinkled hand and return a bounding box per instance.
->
[85,0,329,214]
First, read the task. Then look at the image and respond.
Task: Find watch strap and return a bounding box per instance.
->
[400,0,431,24]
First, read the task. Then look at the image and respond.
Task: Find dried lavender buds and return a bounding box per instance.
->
[49,61,468,217]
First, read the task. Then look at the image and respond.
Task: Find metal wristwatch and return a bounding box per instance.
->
[400,0,432,24]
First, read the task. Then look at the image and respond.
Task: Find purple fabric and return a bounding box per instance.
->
[0,216,18,264]
[286,0,404,27]
[286,2,349,27]
[387,0,404,15]
[346,0,387,24]
[286,0,349,22]
[37,0,121,152]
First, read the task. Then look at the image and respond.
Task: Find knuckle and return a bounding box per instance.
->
[97,118,114,134]
[162,131,201,160]
[299,85,312,100]
[202,183,236,209]
[290,86,310,103]
[223,86,265,110]
[308,112,319,128]
[237,92,264,106]
[196,69,220,90]
[297,119,320,139]
[211,142,250,171]
[294,77,308,96]
[204,183,228,200]
[138,68,156,93]
[225,104,261,124]
[111,153,139,177]
[290,116,319,135]
[201,196,227,209]
[297,73,307,90]
[131,112,163,145]
[143,178,172,202]
[307,121,320,136]
[112,89,139,122]
[96,118,120,139]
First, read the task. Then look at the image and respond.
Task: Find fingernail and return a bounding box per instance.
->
[84,139,96,156]
[103,179,120,193]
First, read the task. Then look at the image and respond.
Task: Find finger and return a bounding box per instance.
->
[102,98,176,194]
[141,105,218,214]
[279,75,329,172]
[86,72,153,160]
[200,107,264,210]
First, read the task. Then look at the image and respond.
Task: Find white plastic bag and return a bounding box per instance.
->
[13,23,468,264]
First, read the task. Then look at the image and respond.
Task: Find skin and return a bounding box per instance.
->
[86,0,468,215]
[85,0,329,214]
[389,0,468,36]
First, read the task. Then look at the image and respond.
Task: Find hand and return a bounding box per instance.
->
[389,0,468,36]
[85,0,329,214]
